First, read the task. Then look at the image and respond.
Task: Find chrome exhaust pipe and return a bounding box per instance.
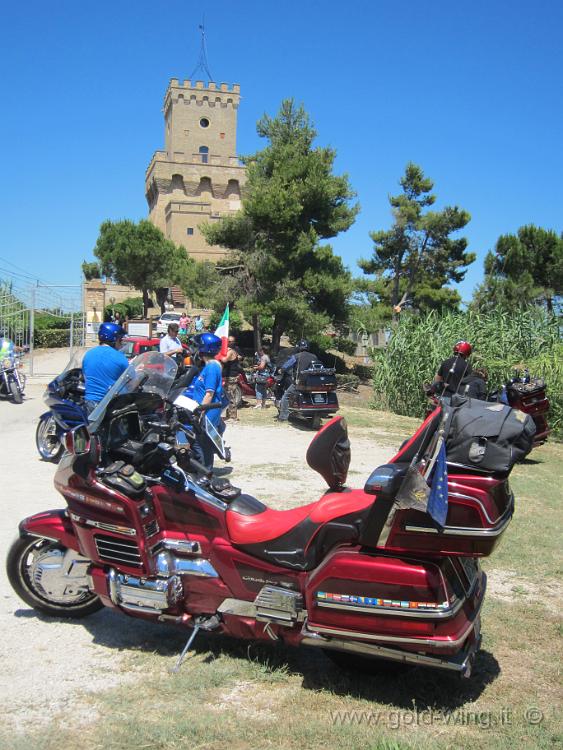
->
[302,628,479,678]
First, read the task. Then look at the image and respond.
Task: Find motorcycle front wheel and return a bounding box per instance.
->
[231,384,243,408]
[6,535,103,618]
[9,379,23,404]
[36,416,64,462]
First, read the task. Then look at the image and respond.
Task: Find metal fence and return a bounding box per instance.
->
[0,269,84,376]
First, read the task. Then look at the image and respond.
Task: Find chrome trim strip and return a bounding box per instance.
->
[70,513,137,536]
[315,596,464,620]
[404,510,512,538]
[24,532,59,543]
[307,618,476,649]
[447,490,497,525]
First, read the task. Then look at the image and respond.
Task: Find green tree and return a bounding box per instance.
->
[92,220,191,317]
[201,99,358,353]
[472,225,563,313]
[81,261,101,280]
[359,163,475,316]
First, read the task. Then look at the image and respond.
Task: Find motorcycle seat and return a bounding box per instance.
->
[226,489,373,570]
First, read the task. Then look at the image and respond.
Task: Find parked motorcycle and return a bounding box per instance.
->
[275,362,339,429]
[491,370,550,446]
[36,354,87,462]
[0,352,25,404]
[7,352,534,678]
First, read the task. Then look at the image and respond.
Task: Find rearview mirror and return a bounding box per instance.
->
[65,425,90,455]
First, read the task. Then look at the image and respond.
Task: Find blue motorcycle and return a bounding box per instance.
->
[36,354,87,462]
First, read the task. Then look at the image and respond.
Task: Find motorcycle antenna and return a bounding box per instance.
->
[189,18,213,82]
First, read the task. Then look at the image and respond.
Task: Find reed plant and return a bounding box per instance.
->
[371,308,562,438]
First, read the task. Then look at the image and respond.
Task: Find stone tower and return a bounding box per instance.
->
[145,79,246,261]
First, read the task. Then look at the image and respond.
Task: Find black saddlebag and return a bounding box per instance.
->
[446,398,536,473]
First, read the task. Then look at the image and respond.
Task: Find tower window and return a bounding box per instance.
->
[199,117,210,128]
[220,132,225,139]
[187,228,194,236]
[199,146,209,164]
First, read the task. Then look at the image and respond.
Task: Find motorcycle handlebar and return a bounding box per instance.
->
[194,402,222,414]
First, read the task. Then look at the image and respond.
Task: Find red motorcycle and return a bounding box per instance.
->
[222,370,274,408]
[496,371,550,446]
[7,353,531,678]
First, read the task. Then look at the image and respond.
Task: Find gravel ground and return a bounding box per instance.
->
[0,384,392,732]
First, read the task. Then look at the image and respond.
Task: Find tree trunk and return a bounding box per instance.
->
[271,317,284,357]
[142,288,150,319]
[252,313,262,352]
[155,287,169,315]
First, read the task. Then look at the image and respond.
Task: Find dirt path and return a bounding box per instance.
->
[0,386,393,732]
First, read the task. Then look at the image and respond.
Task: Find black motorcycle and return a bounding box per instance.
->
[275,362,339,429]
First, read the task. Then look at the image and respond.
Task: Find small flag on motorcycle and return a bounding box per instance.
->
[214,305,229,359]
[394,444,449,527]
[427,441,449,527]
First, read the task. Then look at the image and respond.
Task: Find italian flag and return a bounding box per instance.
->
[214,304,229,359]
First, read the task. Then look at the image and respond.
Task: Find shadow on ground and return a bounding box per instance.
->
[14,606,499,709]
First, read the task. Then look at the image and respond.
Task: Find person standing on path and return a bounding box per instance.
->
[221,335,243,421]
[253,345,271,409]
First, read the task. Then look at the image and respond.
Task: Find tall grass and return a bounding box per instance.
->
[372,308,562,438]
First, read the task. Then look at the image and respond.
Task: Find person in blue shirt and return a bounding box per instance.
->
[189,333,224,471]
[82,323,129,413]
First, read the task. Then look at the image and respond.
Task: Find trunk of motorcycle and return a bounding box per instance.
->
[293,390,339,412]
[305,548,484,656]
[508,385,550,445]
[375,472,514,557]
[296,369,337,391]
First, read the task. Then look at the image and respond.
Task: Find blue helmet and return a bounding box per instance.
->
[98,322,125,343]
[197,332,222,355]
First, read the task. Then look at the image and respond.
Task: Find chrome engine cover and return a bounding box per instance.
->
[108,569,183,613]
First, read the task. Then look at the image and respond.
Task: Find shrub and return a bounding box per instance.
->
[34,328,70,348]
[34,313,71,330]
[353,363,374,382]
[372,308,562,438]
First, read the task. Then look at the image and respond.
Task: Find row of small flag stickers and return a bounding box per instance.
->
[315,591,448,611]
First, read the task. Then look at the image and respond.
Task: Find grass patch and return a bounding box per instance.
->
[5,598,561,750]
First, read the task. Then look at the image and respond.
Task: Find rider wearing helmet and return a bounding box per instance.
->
[435,340,473,396]
[189,333,225,470]
[82,322,128,413]
[277,339,321,422]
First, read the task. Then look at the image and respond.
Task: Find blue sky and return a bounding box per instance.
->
[1,0,561,303]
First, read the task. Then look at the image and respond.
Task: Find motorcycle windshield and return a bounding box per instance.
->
[88,351,178,432]
[55,349,87,381]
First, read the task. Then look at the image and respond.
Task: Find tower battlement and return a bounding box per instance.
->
[169,79,240,93]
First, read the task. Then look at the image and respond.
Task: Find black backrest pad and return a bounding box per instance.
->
[306,416,351,489]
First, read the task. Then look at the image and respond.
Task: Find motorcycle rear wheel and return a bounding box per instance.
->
[311,414,322,430]
[9,379,23,404]
[36,416,64,462]
[6,535,103,618]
